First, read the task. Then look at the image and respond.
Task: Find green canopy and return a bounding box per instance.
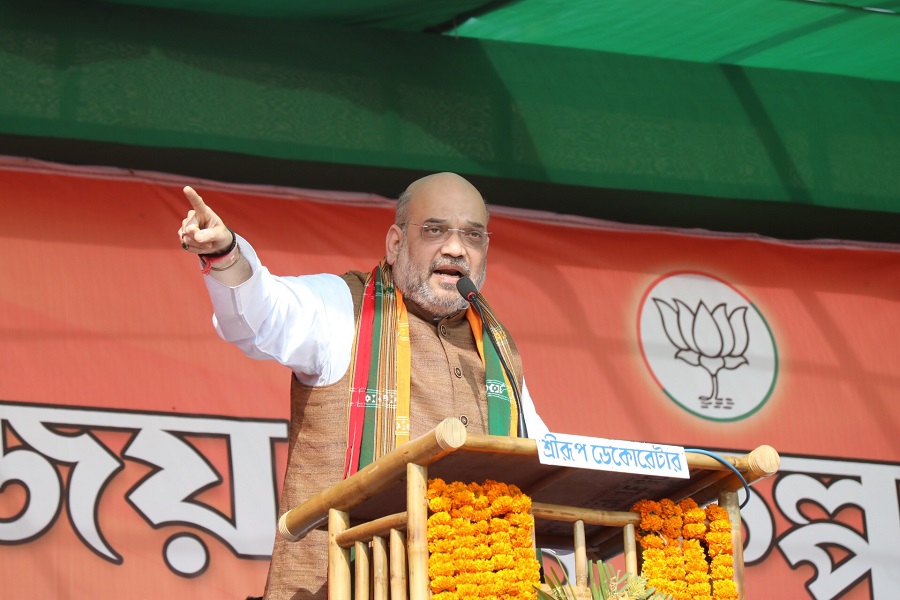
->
[1,0,898,240]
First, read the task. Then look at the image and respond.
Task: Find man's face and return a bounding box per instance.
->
[387,176,489,318]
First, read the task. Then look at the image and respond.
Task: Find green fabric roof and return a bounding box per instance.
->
[2,0,898,241]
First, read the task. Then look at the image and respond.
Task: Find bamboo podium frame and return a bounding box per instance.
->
[278,418,780,600]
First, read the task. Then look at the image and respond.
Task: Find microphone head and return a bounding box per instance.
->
[456,276,479,302]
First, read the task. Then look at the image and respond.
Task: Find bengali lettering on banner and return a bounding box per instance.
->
[1,156,899,599]
[539,432,688,478]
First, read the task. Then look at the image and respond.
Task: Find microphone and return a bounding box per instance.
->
[456,276,479,303]
[456,277,528,438]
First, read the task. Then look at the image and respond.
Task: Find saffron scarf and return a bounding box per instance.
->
[343,260,519,478]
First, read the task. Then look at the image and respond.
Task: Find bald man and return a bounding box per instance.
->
[179,173,546,599]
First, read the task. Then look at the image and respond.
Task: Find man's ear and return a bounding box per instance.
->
[385,224,403,265]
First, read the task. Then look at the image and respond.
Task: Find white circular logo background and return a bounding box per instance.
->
[638,272,778,421]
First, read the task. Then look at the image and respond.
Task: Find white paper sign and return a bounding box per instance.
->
[538,432,688,479]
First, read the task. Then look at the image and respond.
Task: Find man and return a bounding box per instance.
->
[179,172,546,599]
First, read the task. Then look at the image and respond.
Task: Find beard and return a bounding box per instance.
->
[392,242,487,319]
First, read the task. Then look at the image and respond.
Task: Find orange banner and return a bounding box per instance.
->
[1,157,898,599]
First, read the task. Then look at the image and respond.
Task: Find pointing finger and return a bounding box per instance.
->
[183,186,209,215]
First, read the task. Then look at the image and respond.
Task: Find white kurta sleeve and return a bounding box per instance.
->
[203,235,355,387]
[520,378,549,440]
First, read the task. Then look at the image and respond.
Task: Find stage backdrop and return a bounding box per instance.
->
[1,156,898,599]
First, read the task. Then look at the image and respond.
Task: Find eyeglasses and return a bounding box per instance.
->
[407,223,491,247]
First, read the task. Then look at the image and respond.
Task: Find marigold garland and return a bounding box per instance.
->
[427,479,541,599]
[631,497,737,600]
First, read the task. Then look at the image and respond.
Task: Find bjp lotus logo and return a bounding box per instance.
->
[652,299,749,409]
[638,273,778,422]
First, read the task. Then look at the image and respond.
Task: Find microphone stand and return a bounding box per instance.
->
[457,278,528,439]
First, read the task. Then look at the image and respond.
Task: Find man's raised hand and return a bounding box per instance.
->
[179,186,232,254]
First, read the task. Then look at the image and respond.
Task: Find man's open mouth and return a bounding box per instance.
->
[433,264,466,279]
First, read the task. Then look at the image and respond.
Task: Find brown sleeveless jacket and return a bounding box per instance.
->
[263,271,523,600]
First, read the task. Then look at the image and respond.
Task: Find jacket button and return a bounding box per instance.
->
[459,415,469,426]
[454,367,462,378]
[439,324,448,337]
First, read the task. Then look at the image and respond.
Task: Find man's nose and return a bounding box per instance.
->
[439,229,467,256]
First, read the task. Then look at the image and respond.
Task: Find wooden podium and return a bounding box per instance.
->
[278,418,779,600]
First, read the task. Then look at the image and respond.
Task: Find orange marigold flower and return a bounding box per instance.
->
[427,478,446,495]
[662,516,683,538]
[641,513,664,532]
[490,496,515,516]
[659,498,679,518]
[639,533,665,549]
[678,497,698,511]
[632,499,661,516]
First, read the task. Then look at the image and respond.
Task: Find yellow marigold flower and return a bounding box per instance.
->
[488,517,510,533]
[663,544,682,558]
[428,511,451,526]
[490,495,515,516]
[713,578,739,599]
[687,581,711,595]
[430,575,456,593]
[507,512,534,528]
[711,564,735,580]
[490,553,514,571]
[490,542,514,559]
[682,523,707,539]
[428,559,457,578]
[510,494,532,512]
[685,569,708,584]
[429,496,453,513]
[683,507,707,524]
[474,543,493,561]
[668,579,688,593]
[684,559,708,574]
[709,518,731,533]
[427,524,454,541]
[711,554,733,569]
[706,532,732,547]
[488,530,511,545]
[455,582,479,597]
